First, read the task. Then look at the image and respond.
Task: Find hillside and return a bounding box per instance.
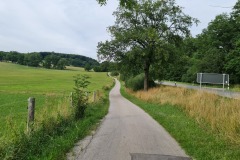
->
[0,51,99,69]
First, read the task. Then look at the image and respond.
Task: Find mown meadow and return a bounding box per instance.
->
[0,62,113,159]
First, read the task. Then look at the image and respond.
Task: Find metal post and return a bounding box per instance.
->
[200,73,202,89]
[228,74,230,90]
[27,97,35,133]
[223,74,225,91]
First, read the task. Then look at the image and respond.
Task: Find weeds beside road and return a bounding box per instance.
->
[121,83,240,160]
[160,81,240,99]
[0,93,110,159]
[0,62,114,159]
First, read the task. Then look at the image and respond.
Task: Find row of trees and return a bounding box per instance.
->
[160,1,240,84]
[0,51,99,70]
[97,0,240,88]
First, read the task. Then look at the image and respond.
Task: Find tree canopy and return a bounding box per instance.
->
[97,0,198,90]
[0,51,99,70]
[176,0,240,84]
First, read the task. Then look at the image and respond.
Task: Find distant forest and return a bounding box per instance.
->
[0,51,99,70]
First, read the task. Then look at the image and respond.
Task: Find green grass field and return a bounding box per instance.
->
[0,62,110,94]
[0,62,112,140]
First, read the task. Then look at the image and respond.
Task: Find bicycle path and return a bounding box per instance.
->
[70,79,190,160]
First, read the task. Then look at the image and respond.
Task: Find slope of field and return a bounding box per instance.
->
[0,62,112,140]
[0,62,109,94]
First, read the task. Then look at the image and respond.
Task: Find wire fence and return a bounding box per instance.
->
[1,91,100,134]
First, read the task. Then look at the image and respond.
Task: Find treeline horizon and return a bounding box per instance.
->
[161,1,240,84]
[0,51,99,70]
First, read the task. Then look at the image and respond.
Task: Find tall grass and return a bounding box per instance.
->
[0,87,112,159]
[0,94,72,156]
[0,62,112,134]
[0,62,113,159]
[121,84,240,160]
[127,86,240,144]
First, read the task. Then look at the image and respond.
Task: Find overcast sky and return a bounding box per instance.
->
[0,0,237,59]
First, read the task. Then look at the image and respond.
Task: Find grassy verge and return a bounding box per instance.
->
[0,89,111,160]
[120,84,240,160]
[162,80,240,92]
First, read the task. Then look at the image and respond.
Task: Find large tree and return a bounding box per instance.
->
[97,0,198,90]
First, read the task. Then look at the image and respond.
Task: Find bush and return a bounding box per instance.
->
[125,73,155,91]
[120,73,127,81]
[120,72,132,81]
[73,74,90,119]
[110,71,119,76]
[102,85,110,91]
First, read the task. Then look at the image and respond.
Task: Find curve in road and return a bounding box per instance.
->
[75,79,189,160]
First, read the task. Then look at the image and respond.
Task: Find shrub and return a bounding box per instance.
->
[102,85,110,91]
[73,74,90,119]
[110,71,119,77]
[125,73,155,91]
[120,72,132,81]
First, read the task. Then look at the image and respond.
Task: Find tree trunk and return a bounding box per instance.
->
[144,61,150,91]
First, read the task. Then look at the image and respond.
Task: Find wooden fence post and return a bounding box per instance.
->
[97,90,99,97]
[70,92,73,107]
[27,97,35,133]
[93,91,96,102]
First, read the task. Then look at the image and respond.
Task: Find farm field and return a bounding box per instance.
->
[0,62,112,140]
[0,62,110,93]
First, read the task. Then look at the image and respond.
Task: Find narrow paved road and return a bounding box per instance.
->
[159,81,240,99]
[76,79,189,160]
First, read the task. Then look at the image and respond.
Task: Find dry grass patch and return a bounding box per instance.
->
[127,86,240,143]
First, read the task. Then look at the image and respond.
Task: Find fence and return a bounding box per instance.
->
[26,91,99,133]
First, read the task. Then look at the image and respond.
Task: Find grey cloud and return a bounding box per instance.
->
[0,0,237,59]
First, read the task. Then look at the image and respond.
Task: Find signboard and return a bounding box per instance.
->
[197,73,229,84]
[197,73,229,90]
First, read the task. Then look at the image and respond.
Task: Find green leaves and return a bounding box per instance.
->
[97,0,137,8]
[73,74,90,119]
[98,0,198,90]
[73,74,90,91]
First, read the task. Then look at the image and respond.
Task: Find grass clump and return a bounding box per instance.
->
[121,83,240,160]
[127,86,240,144]
[0,88,111,160]
[102,79,115,91]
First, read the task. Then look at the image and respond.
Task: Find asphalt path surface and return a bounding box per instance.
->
[75,79,189,160]
[159,81,240,99]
